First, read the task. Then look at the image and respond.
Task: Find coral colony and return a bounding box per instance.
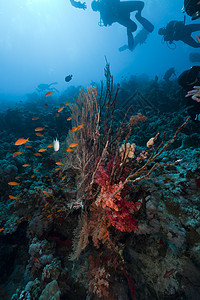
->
[0,64,200,300]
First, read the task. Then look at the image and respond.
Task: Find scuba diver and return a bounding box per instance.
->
[91,0,154,51]
[178,66,200,121]
[158,18,200,48]
[183,0,200,20]
[70,0,86,9]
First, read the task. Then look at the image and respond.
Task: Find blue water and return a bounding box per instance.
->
[0,0,197,101]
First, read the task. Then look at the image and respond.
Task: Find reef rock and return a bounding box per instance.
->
[39,280,61,300]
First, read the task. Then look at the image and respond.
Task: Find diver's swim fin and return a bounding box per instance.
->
[135,13,154,33]
[119,45,129,52]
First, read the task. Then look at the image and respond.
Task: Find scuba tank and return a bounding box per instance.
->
[184,0,200,20]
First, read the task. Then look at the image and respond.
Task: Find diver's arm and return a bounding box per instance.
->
[69,0,87,10]
[185,95,200,121]
[186,86,200,102]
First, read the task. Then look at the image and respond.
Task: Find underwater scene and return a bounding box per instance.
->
[1,0,200,299]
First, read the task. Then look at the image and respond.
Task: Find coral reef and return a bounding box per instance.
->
[0,66,200,299]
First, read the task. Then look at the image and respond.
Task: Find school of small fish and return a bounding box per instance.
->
[1,99,86,231]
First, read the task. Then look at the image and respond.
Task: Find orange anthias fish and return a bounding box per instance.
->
[65,102,70,106]
[55,162,64,166]
[0,228,4,233]
[13,151,23,158]
[9,195,18,199]
[8,182,20,186]
[36,133,43,137]
[42,191,49,197]
[65,148,73,152]
[69,143,78,147]
[43,190,53,197]
[32,117,39,120]
[47,144,53,148]
[45,91,53,97]
[38,148,47,152]
[22,164,31,167]
[15,138,30,146]
[58,106,64,113]
[34,153,42,156]
[77,124,84,130]
[25,145,32,148]
[47,214,53,218]
[35,127,45,132]
[163,268,175,278]
[67,116,72,121]
[71,126,78,132]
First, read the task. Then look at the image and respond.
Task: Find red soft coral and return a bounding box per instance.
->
[106,205,139,232]
[95,181,123,211]
[95,165,110,187]
[94,159,141,232]
[106,198,141,232]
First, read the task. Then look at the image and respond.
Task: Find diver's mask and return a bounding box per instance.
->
[184,0,200,20]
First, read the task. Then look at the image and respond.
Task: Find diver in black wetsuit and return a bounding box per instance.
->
[91,0,154,51]
[158,19,200,48]
[178,66,200,121]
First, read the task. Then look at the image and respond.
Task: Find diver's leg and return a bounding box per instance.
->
[124,1,154,33]
[184,24,200,47]
[127,28,134,51]
[186,23,200,34]
[181,35,200,48]
[135,13,154,32]
[119,1,154,32]
[118,18,137,32]
[117,19,137,51]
